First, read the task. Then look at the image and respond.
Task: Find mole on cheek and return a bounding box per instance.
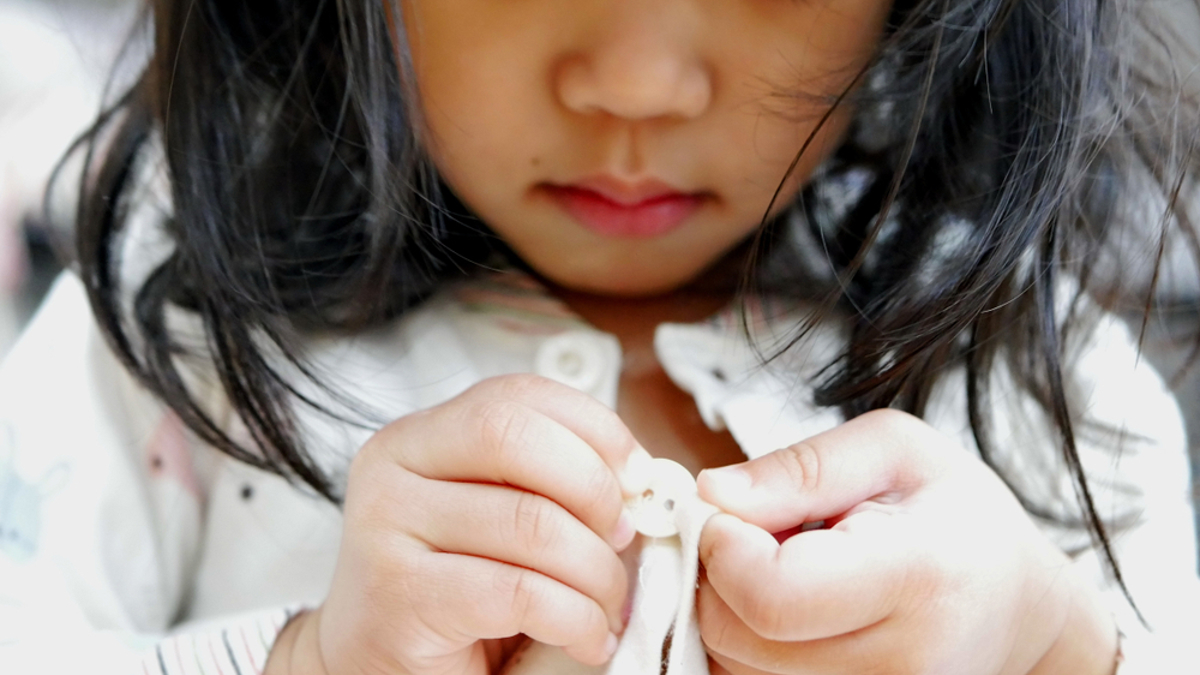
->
[530,156,540,167]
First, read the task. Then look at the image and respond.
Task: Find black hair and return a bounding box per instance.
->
[63,0,1200,607]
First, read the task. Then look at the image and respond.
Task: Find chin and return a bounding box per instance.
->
[540,262,707,298]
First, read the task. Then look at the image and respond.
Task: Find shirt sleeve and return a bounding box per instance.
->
[0,273,296,674]
[1057,310,1200,673]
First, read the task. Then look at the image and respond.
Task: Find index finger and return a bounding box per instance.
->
[365,374,650,542]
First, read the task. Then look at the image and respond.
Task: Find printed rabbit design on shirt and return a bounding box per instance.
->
[0,423,68,563]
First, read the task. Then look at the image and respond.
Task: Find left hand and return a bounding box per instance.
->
[696,409,1117,675]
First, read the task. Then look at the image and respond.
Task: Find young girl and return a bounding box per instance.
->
[2,0,1200,673]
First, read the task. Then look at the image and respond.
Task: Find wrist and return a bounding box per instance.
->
[265,608,331,675]
[1027,573,1120,675]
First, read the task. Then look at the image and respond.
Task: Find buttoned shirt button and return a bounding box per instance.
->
[626,458,697,538]
[534,332,607,393]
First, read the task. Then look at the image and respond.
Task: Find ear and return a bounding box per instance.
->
[37,463,71,497]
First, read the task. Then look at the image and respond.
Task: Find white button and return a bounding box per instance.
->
[534,332,606,392]
[625,458,697,538]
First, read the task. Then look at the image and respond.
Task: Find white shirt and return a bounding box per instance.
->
[0,270,1196,674]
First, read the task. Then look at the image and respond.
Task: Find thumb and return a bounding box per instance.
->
[696,409,945,533]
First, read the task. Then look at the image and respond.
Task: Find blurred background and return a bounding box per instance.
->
[0,0,139,350]
[1,0,1200,543]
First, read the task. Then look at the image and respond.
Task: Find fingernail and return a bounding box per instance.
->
[603,632,619,660]
[699,466,751,504]
[619,447,654,497]
[612,507,636,550]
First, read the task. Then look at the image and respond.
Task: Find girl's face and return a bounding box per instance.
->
[400,0,892,296]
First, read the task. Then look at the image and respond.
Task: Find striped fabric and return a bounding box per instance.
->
[140,608,297,675]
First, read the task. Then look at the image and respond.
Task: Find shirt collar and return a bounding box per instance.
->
[448,269,848,459]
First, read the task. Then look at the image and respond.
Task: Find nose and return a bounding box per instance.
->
[554,5,712,122]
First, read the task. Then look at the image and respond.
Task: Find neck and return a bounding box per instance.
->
[551,286,734,349]
[549,284,748,473]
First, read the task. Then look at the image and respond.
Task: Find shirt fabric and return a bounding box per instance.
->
[0,268,1197,674]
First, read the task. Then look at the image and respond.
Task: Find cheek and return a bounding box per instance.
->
[401,3,546,170]
[709,98,857,223]
[708,2,888,194]
[413,79,547,220]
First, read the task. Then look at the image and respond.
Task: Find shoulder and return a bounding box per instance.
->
[0,272,211,460]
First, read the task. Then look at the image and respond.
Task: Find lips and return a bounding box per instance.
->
[542,177,708,239]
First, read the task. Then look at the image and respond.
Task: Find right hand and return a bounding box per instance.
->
[291,375,644,675]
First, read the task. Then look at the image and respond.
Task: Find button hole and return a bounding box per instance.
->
[711,367,727,382]
[663,499,675,511]
[557,351,584,376]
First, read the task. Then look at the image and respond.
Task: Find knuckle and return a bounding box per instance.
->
[860,408,930,448]
[778,441,822,494]
[476,373,555,402]
[347,435,379,480]
[496,565,543,624]
[354,413,418,473]
[697,596,734,654]
[603,558,628,609]
[341,482,390,536]
[352,409,441,486]
[738,586,788,640]
[858,408,951,483]
[474,398,535,460]
[343,452,381,509]
[575,464,617,517]
[859,407,916,427]
[352,544,425,625]
[343,455,414,530]
[397,550,435,606]
[511,490,561,556]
